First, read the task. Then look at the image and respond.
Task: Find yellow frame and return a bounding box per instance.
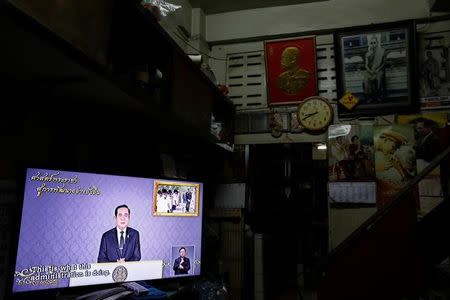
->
[152,180,200,217]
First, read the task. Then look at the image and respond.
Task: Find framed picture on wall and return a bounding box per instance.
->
[328,124,375,182]
[334,21,416,118]
[265,36,317,105]
[417,19,450,110]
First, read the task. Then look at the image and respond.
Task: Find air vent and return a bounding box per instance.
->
[316,35,337,102]
[226,51,267,110]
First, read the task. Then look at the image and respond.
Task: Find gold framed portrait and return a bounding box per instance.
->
[265,36,317,105]
[152,180,200,217]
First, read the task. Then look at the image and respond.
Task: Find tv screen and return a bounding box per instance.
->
[12,168,203,293]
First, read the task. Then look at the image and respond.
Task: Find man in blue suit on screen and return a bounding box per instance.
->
[98,204,141,263]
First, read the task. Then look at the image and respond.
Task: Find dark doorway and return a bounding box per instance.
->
[248,143,328,300]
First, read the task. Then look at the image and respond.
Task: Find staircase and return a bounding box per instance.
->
[316,146,450,300]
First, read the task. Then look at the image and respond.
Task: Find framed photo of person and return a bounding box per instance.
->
[153,180,200,217]
[416,19,450,110]
[171,245,195,276]
[265,36,317,105]
[334,21,417,118]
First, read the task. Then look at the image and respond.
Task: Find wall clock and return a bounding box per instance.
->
[297,96,333,131]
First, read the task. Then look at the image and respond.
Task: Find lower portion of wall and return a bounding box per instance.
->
[329,207,377,250]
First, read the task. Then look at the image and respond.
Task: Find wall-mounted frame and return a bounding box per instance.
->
[153,180,200,217]
[265,36,317,105]
[334,21,416,118]
[417,19,450,110]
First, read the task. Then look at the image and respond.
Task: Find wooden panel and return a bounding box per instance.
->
[8,0,113,65]
[319,192,424,300]
[171,52,213,136]
[208,208,244,300]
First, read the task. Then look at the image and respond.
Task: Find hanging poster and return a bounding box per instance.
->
[417,20,450,110]
[328,124,375,182]
[374,125,417,207]
[397,112,447,214]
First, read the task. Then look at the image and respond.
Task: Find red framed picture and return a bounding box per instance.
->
[265,36,317,105]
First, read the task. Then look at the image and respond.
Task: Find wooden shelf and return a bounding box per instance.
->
[109,0,235,144]
[0,0,236,186]
[1,0,235,147]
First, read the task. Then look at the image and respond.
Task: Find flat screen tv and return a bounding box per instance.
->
[12,168,203,293]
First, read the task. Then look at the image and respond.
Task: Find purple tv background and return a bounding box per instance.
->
[13,168,203,292]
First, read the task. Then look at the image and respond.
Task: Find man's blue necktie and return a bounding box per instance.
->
[119,231,124,257]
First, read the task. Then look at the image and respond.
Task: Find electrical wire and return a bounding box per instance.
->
[171,31,228,61]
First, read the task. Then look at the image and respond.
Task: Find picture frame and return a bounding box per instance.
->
[416,19,450,110]
[265,36,317,105]
[334,21,416,118]
[171,245,195,276]
[290,111,304,133]
[328,124,375,182]
[153,180,200,217]
[373,125,417,207]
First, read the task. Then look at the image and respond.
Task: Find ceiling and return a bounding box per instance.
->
[189,0,328,14]
[431,0,450,12]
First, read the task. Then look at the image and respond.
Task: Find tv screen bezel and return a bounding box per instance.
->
[7,167,205,298]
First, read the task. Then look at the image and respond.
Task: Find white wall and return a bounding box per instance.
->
[206,0,431,42]
[189,8,210,58]
[329,207,377,249]
[210,41,264,85]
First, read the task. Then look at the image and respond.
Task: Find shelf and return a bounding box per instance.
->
[1,1,235,148]
[109,1,235,145]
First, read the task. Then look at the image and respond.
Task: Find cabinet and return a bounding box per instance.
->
[0,0,234,179]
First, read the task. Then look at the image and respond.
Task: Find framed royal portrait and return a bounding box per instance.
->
[334,21,417,118]
[265,36,317,105]
[153,180,200,217]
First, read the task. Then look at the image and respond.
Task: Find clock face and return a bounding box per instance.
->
[297,96,333,131]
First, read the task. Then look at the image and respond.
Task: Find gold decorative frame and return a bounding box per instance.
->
[152,180,200,217]
[265,36,317,105]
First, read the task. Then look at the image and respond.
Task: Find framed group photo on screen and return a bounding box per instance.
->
[153,180,200,217]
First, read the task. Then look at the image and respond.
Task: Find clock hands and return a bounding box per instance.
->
[297,96,333,131]
[302,111,318,120]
